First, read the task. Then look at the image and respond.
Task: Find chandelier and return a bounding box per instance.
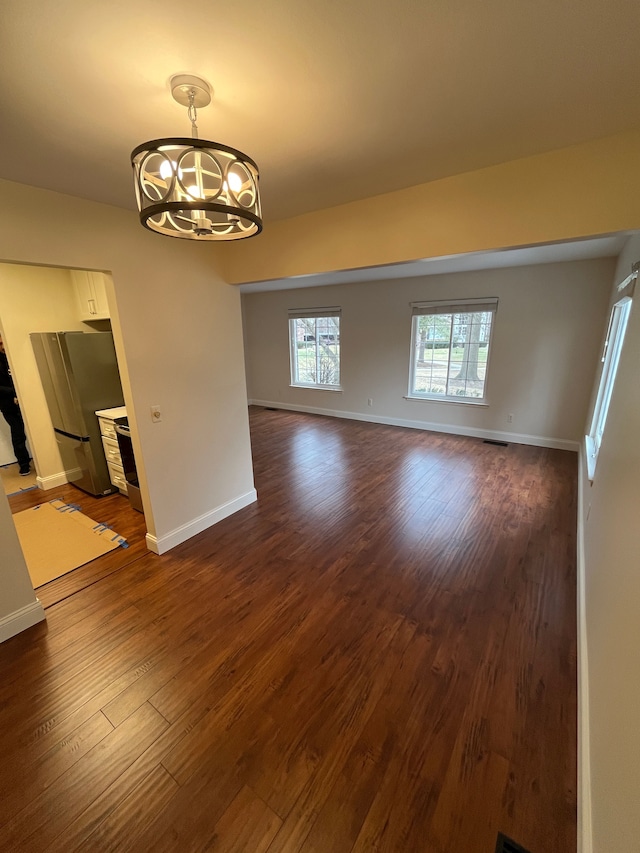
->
[131,75,262,241]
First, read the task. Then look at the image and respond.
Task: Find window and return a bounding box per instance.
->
[586,286,634,477]
[289,308,341,389]
[408,299,497,402]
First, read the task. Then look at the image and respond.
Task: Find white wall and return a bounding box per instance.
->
[0,177,256,641]
[579,234,640,852]
[0,264,88,484]
[243,258,614,447]
[0,492,44,641]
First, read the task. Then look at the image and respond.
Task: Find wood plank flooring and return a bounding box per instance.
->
[0,407,577,852]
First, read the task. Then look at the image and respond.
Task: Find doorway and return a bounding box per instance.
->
[0,261,146,597]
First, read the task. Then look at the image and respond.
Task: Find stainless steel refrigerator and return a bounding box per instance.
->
[30,331,125,496]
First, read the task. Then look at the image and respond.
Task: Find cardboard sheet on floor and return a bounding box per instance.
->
[1,462,37,496]
[12,499,127,588]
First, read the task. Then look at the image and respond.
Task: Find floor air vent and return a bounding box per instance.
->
[264,407,278,411]
[495,832,531,853]
[483,439,509,447]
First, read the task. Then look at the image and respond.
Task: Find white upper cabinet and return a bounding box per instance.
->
[71,270,110,321]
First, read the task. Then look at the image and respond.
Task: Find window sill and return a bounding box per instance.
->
[290,384,343,392]
[404,395,489,407]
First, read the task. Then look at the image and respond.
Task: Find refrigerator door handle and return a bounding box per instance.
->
[54,427,90,442]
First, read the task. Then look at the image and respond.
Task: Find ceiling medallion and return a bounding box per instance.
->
[131,75,262,241]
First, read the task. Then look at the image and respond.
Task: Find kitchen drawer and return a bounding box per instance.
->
[102,435,123,466]
[107,461,128,494]
[98,417,118,440]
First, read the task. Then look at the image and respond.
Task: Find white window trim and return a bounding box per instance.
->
[585,294,633,480]
[407,298,497,405]
[288,308,342,391]
[288,383,343,392]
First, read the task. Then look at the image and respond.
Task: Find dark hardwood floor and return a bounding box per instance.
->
[0,407,577,852]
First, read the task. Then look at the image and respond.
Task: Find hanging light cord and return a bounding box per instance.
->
[188,90,199,139]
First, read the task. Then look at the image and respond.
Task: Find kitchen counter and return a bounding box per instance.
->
[95,405,127,420]
[95,406,128,494]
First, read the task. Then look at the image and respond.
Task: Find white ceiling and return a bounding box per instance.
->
[2,0,640,226]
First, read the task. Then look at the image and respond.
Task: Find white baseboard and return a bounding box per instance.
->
[36,471,68,491]
[249,399,580,452]
[145,488,258,555]
[0,599,46,644]
[577,447,592,853]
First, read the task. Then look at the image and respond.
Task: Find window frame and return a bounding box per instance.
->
[407,298,498,405]
[288,308,342,391]
[586,293,633,479]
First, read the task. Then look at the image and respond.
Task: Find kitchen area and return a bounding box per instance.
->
[95,406,143,512]
[0,262,146,589]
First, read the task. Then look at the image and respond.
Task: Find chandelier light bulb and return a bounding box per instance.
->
[227,172,242,193]
[159,160,183,181]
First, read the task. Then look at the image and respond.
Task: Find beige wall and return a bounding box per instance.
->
[221,129,640,285]
[0,177,255,635]
[243,258,614,446]
[580,234,640,852]
[0,264,88,482]
[0,491,43,641]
